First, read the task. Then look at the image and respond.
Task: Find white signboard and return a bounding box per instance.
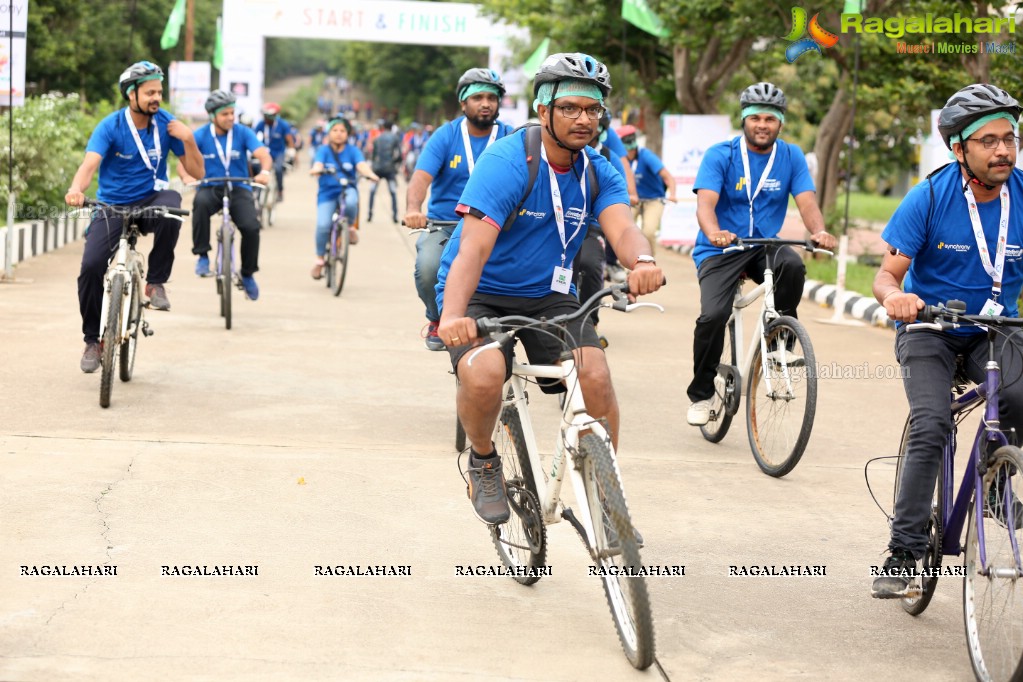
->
[658,114,732,246]
[169,61,212,120]
[0,0,28,107]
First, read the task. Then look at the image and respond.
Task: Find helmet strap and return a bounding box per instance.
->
[543,81,588,154]
[960,142,997,192]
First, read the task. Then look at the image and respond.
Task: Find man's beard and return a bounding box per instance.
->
[467,110,499,129]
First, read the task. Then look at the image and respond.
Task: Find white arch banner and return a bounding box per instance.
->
[219,0,527,123]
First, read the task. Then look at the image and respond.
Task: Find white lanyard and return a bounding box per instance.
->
[459,118,498,174]
[210,124,234,174]
[739,135,777,237]
[126,108,162,181]
[540,143,587,266]
[964,182,1010,300]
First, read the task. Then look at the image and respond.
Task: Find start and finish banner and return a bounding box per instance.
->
[0,0,28,107]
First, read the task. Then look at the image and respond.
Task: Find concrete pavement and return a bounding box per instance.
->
[0,162,977,681]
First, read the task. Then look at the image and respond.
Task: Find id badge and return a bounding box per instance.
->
[551,266,572,294]
[153,178,170,191]
[981,298,1004,316]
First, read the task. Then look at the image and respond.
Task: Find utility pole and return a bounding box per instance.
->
[184,0,195,61]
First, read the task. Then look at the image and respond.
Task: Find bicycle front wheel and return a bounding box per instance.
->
[220,222,233,330]
[746,316,817,477]
[580,432,654,669]
[119,273,141,382]
[963,444,1023,682]
[894,416,943,616]
[99,274,123,408]
[488,403,547,586]
[331,219,350,296]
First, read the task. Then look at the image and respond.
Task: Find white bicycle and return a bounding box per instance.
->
[469,283,662,669]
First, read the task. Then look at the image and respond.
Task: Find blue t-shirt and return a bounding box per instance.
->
[691,137,815,268]
[253,117,294,159]
[586,145,626,231]
[193,123,265,192]
[414,116,513,221]
[86,108,186,205]
[435,130,630,308]
[604,128,627,160]
[314,143,364,202]
[631,148,667,199]
[882,164,1023,333]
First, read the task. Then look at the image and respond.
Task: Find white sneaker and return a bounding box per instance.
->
[687,400,712,426]
[765,349,805,368]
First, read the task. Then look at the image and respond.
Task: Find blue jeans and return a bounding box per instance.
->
[890,327,1023,558]
[414,225,455,323]
[315,190,358,257]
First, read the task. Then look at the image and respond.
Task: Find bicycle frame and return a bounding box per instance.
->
[98,223,140,343]
[727,261,788,398]
[215,182,238,286]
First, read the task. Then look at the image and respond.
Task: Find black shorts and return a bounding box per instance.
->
[448,292,602,394]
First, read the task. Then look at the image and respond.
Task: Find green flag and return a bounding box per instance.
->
[622,0,669,39]
[843,0,864,13]
[160,0,187,50]
[522,38,550,79]
[213,16,224,69]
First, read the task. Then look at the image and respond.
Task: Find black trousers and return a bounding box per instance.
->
[687,246,806,402]
[190,185,261,277]
[78,190,182,343]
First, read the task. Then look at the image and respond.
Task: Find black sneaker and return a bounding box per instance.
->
[988,472,1023,529]
[871,548,916,599]
[80,342,102,373]
[466,452,510,525]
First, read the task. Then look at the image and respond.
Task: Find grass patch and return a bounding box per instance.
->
[789,191,902,226]
[804,257,877,298]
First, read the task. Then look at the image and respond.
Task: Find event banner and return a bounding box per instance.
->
[0,0,28,107]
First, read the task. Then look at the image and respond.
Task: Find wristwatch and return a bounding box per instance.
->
[634,255,657,268]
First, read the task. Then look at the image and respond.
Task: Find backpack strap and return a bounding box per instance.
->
[925,162,952,232]
[502,123,600,231]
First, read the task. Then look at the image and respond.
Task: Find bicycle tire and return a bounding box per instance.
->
[701,320,739,443]
[119,272,141,382]
[220,220,232,330]
[893,416,943,616]
[746,316,817,477]
[579,432,654,670]
[488,404,547,586]
[963,444,1023,682]
[99,274,122,408]
[331,217,350,297]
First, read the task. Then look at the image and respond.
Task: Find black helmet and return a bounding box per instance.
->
[938,83,1021,149]
[456,68,506,100]
[533,53,612,99]
[598,108,612,134]
[205,89,237,114]
[119,61,164,100]
[739,82,787,113]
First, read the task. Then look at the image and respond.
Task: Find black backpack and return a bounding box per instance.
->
[371,132,400,175]
[503,123,600,231]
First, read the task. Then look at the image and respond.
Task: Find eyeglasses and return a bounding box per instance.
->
[965,134,1021,150]
[552,104,606,120]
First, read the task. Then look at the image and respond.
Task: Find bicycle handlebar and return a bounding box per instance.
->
[83,198,190,218]
[913,300,1023,330]
[402,219,459,234]
[724,237,833,257]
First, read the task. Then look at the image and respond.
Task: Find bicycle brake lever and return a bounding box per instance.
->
[906,321,947,332]
[812,248,835,257]
[624,302,665,313]
[466,339,505,366]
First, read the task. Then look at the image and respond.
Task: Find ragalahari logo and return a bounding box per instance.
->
[783,7,840,62]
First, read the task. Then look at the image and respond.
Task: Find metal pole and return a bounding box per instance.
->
[841,33,861,238]
[5,0,14,279]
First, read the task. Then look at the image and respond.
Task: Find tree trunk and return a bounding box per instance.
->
[813,86,853,229]
[673,37,754,115]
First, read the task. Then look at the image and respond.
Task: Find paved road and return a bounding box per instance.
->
[1,164,976,681]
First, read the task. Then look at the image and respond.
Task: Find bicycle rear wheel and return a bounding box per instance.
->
[746,316,817,477]
[488,403,547,586]
[119,272,141,382]
[331,217,350,296]
[99,274,123,408]
[893,416,943,615]
[579,432,654,670]
[220,221,232,330]
[701,320,740,443]
[963,444,1023,682]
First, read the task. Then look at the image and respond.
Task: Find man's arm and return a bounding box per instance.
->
[168,119,205,181]
[403,169,435,228]
[658,167,677,202]
[599,203,665,297]
[252,147,273,182]
[619,156,639,206]
[873,250,923,322]
[695,188,733,244]
[793,191,836,249]
[65,152,102,206]
[437,214,499,343]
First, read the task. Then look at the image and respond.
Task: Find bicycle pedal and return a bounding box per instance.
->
[142,322,154,337]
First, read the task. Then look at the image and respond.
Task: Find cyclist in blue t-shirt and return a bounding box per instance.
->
[404,68,514,351]
[254,102,295,201]
[309,117,379,279]
[182,89,273,300]
[65,61,205,373]
[685,82,836,427]
[871,84,1023,599]
[434,53,664,526]
[616,124,677,253]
